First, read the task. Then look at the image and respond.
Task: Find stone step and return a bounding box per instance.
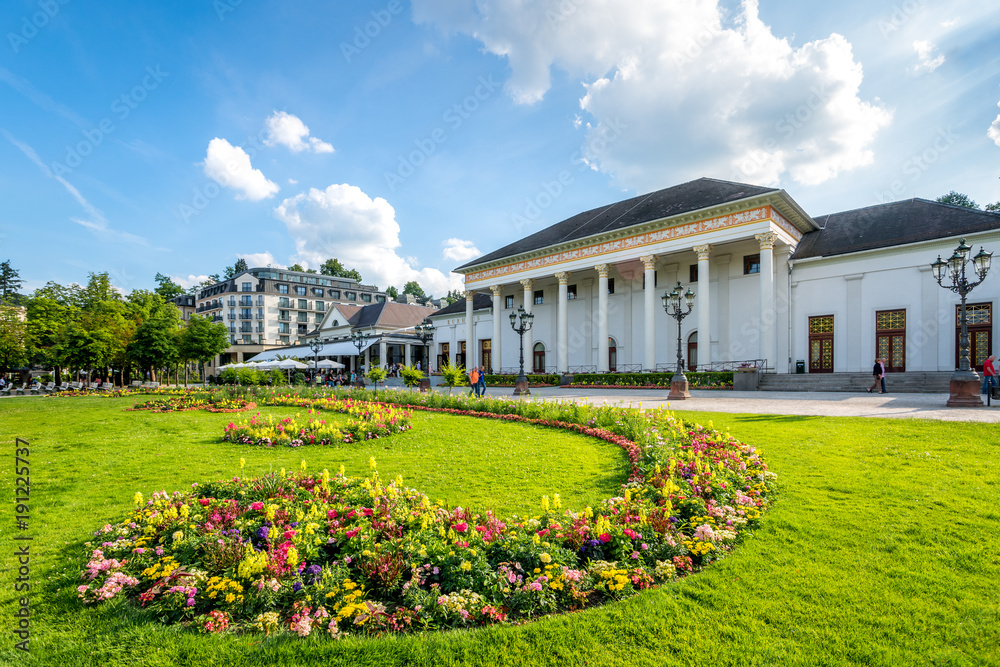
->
[759,372,955,393]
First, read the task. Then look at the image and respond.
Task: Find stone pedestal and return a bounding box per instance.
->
[513,379,531,396]
[946,373,983,407]
[667,377,690,400]
[418,378,431,392]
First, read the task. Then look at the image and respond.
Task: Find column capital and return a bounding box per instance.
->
[489,284,503,297]
[519,278,534,290]
[693,244,711,261]
[555,271,571,285]
[464,290,476,301]
[639,255,656,271]
[755,232,776,250]
[595,264,610,278]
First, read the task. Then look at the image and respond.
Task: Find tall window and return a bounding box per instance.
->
[534,290,544,305]
[744,254,760,275]
[876,309,906,372]
[298,299,308,310]
[607,278,615,294]
[277,284,288,294]
[242,282,252,292]
[505,295,514,309]
[689,264,699,282]
[567,284,577,300]
[295,286,307,296]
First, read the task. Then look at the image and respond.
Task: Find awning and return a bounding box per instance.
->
[247,339,376,362]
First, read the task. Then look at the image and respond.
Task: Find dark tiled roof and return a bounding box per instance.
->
[430,293,493,317]
[792,199,1000,260]
[352,301,435,328]
[457,178,778,270]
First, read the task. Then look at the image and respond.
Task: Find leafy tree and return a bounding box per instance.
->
[127,308,181,382]
[223,258,250,279]
[180,314,230,383]
[34,281,84,307]
[288,263,306,272]
[154,273,185,300]
[402,281,426,301]
[0,304,28,376]
[319,258,362,282]
[80,272,120,308]
[386,286,399,300]
[0,260,24,302]
[25,295,74,383]
[936,191,979,209]
[439,362,467,393]
[198,274,222,291]
[986,201,1000,213]
[442,289,463,306]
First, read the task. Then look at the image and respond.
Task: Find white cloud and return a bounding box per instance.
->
[989,108,1000,148]
[203,138,280,201]
[413,0,892,188]
[263,111,334,154]
[273,183,462,296]
[170,274,211,289]
[911,40,945,73]
[238,251,284,268]
[442,238,481,263]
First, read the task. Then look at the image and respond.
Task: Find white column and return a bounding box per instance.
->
[364,345,371,373]
[596,264,609,373]
[756,232,776,369]
[520,278,534,365]
[640,255,656,372]
[379,339,388,370]
[693,244,711,367]
[404,342,412,367]
[449,324,456,367]
[555,272,571,374]
[465,290,476,368]
[491,285,503,373]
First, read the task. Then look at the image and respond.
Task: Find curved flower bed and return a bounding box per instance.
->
[127,397,257,413]
[224,402,411,447]
[78,404,775,638]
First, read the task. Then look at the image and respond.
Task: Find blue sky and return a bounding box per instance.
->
[2,0,999,297]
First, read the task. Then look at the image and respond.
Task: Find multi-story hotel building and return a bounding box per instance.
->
[194,267,389,369]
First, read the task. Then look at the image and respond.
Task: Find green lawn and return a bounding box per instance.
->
[1,396,998,666]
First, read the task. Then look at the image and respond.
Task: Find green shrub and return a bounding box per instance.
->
[485,373,560,386]
[292,372,307,386]
[440,363,467,392]
[570,371,733,387]
[399,364,424,388]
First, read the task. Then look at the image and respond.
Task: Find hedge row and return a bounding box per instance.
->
[484,374,561,386]
[571,371,733,387]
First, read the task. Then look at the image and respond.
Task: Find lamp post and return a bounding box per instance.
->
[508,305,534,396]
[931,238,993,407]
[414,319,435,391]
[308,339,323,386]
[350,330,371,387]
[662,281,695,400]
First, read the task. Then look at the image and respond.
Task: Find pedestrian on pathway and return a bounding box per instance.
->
[868,358,882,393]
[983,355,997,395]
[879,358,888,394]
[477,366,486,398]
[469,366,480,396]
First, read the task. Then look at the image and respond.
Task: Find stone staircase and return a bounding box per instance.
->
[758,371,954,393]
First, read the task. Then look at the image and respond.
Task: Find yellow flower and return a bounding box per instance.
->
[540,553,552,564]
[133,491,143,506]
[300,459,307,471]
[239,457,245,469]
[369,456,377,470]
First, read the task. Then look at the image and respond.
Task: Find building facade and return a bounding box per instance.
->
[194,267,389,371]
[433,178,999,376]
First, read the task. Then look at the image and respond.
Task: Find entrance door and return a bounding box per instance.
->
[457,341,466,368]
[876,309,906,372]
[533,343,546,373]
[687,331,698,371]
[808,315,834,373]
[480,339,492,373]
[956,303,992,370]
[608,338,617,372]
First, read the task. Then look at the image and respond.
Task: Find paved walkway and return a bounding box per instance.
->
[466,387,1000,423]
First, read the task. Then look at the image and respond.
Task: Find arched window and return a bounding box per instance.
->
[533,342,546,374]
[687,331,698,372]
[608,337,618,372]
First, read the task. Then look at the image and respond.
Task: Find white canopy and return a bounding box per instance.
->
[315,359,346,369]
[248,339,376,362]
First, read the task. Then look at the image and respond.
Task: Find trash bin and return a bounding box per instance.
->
[795,360,805,374]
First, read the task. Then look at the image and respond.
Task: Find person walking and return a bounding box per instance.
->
[879,358,888,394]
[469,366,479,396]
[983,354,997,395]
[477,366,486,398]
[867,358,882,393]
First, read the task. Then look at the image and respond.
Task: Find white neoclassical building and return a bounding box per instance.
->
[429,178,999,377]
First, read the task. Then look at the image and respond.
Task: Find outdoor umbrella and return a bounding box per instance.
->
[315,359,345,369]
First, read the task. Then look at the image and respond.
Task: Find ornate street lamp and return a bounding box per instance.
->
[932,238,993,407]
[661,281,695,400]
[509,305,534,396]
[308,339,323,386]
[414,319,435,391]
[350,330,371,386]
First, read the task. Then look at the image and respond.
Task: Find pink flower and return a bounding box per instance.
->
[454,522,468,533]
[344,529,358,539]
[251,502,264,511]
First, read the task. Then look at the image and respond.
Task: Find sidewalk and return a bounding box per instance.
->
[467,386,1000,423]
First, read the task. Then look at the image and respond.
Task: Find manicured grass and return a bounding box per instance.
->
[1,396,999,666]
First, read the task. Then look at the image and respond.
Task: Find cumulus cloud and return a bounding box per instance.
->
[988,102,1000,147]
[238,251,284,268]
[264,111,334,153]
[203,138,280,201]
[170,274,212,289]
[413,0,892,188]
[442,238,481,263]
[911,40,945,73]
[273,183,462,296]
